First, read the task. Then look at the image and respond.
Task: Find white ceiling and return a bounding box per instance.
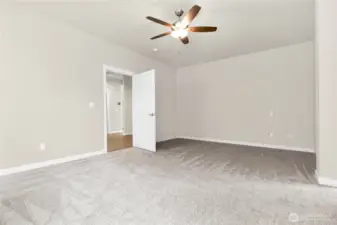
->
[15,0,314,67]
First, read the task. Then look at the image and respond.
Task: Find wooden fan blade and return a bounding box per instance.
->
[150,32,172,40]
[181,5,201,26]
[180,37,189,44]
[146,16,172,28]
[188,26,217,32]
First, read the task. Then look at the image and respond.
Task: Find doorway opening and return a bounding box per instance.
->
[103,65,157,153]
[105,71,133,152]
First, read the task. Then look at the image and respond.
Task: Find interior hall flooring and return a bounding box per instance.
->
[107,133,132,152]
[0,139,336,224]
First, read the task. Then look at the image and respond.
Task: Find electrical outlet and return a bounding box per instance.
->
[39,143,46,151]
[269,110,274,117]
[269,132,274,137]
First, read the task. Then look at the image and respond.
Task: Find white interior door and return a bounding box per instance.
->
[132,69,156,152]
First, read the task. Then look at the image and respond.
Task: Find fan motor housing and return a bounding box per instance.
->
[175,9,184,17]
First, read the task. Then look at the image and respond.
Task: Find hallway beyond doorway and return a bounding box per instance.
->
[107,133,133,152]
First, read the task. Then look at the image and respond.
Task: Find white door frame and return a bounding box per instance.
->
[120,79,125,134]
[105,88,111,134]
[103,64,134,153]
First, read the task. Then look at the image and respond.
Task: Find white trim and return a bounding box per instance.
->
[315,170,337,188]
[121,78,125,137]
[317,176,337,188]
[0,150,106,176]
[103,66,108,153]
[179,136,315,153]
[105,88,111,136]
[123,132,133,136]
[108,130,123,134]
[103,64,134,153]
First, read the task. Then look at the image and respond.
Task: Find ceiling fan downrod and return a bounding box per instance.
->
[175,9,184,18]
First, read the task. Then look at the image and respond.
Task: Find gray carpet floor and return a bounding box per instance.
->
[0,139,337,225]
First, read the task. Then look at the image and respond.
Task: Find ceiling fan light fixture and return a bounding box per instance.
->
[171,29,188,39]
[147,5,217,44]
[174,21,188,29]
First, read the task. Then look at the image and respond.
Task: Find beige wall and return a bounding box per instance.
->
[316,0,337,180]
[176,42,315,151]
[0,4,176,169]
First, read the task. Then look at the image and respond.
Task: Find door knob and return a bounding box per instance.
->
[148,113,155,117]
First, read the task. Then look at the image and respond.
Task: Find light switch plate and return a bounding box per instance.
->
[39,143,46,151]
[89,102,95,108]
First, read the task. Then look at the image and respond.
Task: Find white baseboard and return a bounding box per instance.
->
[317,177,337,188]
[108,130,123,134]
[157,136,176,143]
[316,170,337,188]
[0,149,106,177]
[179,136,315,153]
[123,132,132,136]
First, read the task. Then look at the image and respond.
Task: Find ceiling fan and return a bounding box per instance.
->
[146,5,217,44]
